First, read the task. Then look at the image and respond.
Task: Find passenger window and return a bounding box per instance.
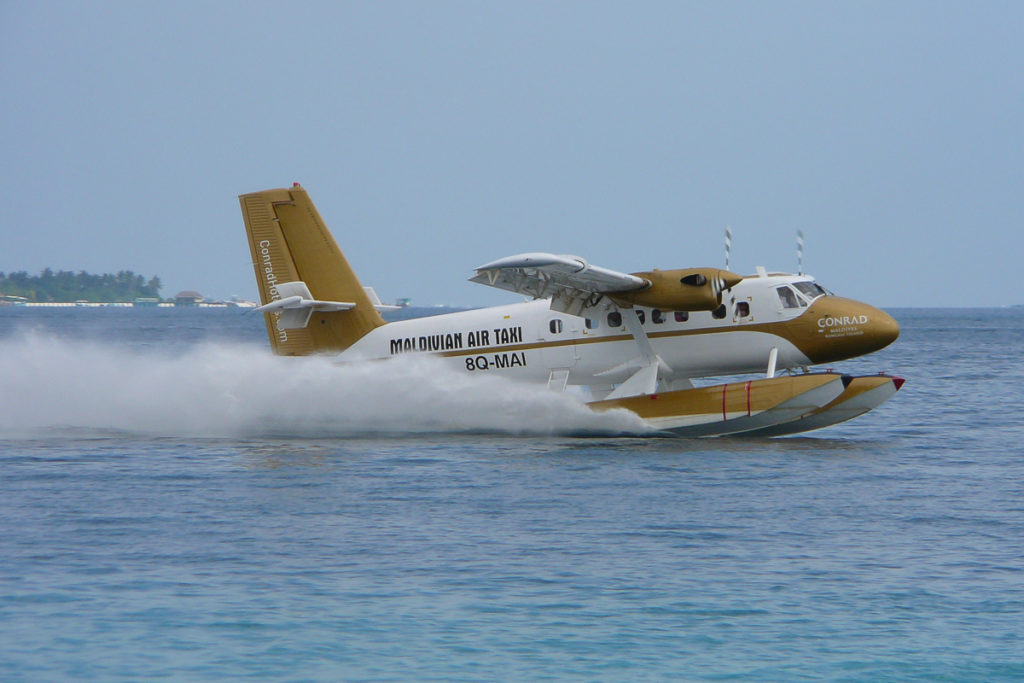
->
[585,318,597,329]
[712,304,727,319]
[776,286,801,309]
[549,319,563,334]
[635,309,646,324]
[736,302,750,317]
[674,311,689,323]
[652,309,664,324]
[608,311,622,327]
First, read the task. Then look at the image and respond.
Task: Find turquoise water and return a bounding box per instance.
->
[1,308,1022,680]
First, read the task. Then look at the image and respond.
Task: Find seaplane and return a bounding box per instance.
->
[240,183,902,437]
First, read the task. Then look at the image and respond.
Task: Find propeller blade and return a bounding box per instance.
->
[725,225,733,271]
[797,229,804,275]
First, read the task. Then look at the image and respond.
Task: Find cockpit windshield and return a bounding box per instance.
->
[776,286,803,309]
[793,281,828,301]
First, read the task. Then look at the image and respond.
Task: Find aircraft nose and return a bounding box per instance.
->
[797,297,900,364]
[869,306,900,350]
[829,300,900,355]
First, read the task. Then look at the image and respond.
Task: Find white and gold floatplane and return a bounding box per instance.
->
[240,184,903,437]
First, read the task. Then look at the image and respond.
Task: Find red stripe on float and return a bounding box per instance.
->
[745,381,752,416]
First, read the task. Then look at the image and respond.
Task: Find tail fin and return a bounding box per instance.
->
[239,184,385,355]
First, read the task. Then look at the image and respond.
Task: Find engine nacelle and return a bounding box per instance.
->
[611,268,744,311]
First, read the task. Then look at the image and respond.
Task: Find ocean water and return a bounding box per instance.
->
[0,307,1022,680]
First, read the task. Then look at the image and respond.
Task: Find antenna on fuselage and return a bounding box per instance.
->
[796,229,804,275]
[725,224,733,271]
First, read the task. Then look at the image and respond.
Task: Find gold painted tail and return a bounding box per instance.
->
[239,184,385,355]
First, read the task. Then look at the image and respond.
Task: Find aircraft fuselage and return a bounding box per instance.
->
[343,272,898,397]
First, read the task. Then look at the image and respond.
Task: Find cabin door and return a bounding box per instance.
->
[539,315,579,371]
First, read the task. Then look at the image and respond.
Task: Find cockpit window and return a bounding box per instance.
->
[776,286,803,309]
[793,281,827,301]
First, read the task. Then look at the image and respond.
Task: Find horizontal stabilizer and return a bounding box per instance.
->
[254,280,356,330]
[363,286,401,312]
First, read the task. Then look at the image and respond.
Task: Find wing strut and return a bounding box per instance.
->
[766,346,778,378]
[600,303,672,400]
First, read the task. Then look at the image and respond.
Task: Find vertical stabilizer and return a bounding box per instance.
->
[239,184,385,355]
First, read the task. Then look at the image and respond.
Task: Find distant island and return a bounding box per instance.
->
[0,269,162,303]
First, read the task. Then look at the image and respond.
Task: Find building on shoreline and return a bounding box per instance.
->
[172,290,204,306]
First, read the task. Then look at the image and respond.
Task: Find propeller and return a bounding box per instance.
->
[720,224,734,298]
[725,224,733,272]
[797,229,804,275]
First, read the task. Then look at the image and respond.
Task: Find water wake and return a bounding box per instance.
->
[0,333,652,439]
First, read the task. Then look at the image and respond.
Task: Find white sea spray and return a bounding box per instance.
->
[0,332,653,438]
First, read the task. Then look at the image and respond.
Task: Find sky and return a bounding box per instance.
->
[1,1,1021,307]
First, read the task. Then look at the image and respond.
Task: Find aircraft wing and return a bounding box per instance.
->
[469,252,648,315]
